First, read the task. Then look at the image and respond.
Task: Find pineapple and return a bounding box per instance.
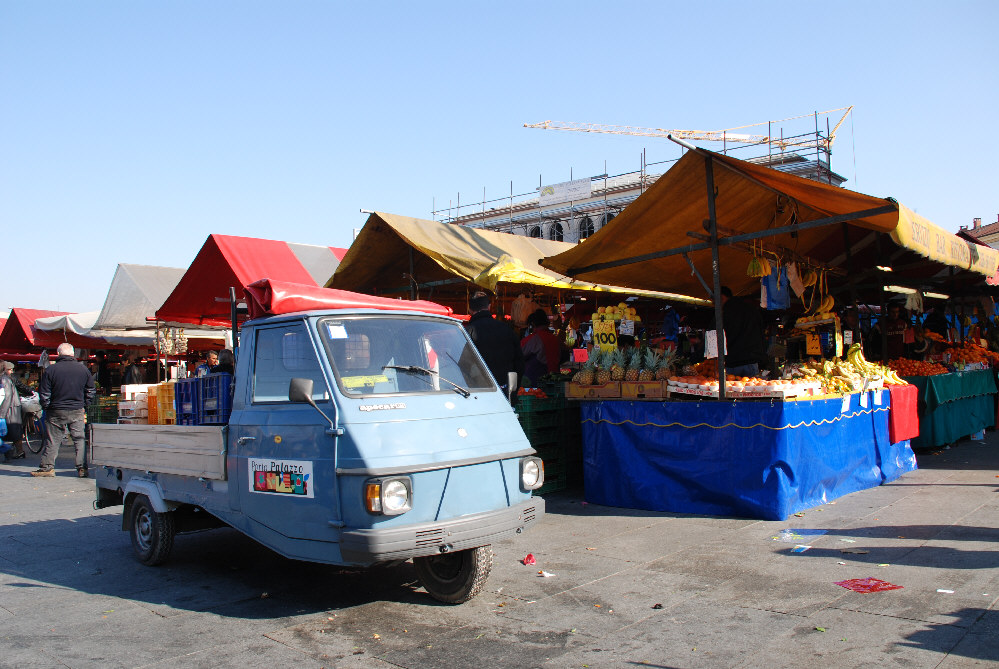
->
[656,347,678,381]
[595,350,612,385]
[639,349,659,382]
[610,349,626,382]
[625,348,641,382]
[573,357,596,385]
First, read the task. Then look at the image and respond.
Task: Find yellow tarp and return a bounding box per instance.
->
[328,212,707,304]
[539,149,998,297]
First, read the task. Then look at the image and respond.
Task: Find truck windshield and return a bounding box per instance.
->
[318,315,495,397]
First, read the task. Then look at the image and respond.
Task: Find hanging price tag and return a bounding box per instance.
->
[618,319,635,336]
[860,392,869,408]
[805,332,822,355]
[873,389,882,406]
[841,394,851,413]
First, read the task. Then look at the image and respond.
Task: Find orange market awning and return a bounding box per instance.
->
[540,148,999,299]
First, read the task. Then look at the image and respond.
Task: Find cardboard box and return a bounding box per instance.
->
[565,382,621,399]
[620,381,667,399]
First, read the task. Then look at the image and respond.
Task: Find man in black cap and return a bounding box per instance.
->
[33,343,96,478]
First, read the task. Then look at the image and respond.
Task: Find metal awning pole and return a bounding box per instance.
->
[704,155,726,399]
[230,287,239,360]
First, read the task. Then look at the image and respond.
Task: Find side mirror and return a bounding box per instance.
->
[289,377,341,436]
[507,371,518,405]
[289,378,315,404]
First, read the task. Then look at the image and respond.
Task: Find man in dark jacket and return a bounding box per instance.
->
[33,343,96,478]
[465,291,525,398]
[720,286,765,377]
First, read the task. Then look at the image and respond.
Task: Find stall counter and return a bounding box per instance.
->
[580,390,916,521]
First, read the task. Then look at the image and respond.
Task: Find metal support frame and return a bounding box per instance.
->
[561,204,897,277]
[681,252,713,297]
[704,158,727,399]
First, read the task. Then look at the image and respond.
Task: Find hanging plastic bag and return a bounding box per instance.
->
[0,418,7,438]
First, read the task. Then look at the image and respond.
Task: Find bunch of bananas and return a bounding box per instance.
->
[800,269,818,287]
[747,255,772,278]
[846,343,908,385]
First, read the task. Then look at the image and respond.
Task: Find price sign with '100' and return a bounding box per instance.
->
[592,320,618,353]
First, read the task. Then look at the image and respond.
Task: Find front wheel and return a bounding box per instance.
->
[129,495,175,566]
[23,416,44,454]
[413,545,493,604]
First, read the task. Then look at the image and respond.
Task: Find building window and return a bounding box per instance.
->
[578,216,594,240]
[548,222,564,241]
[528,226,542,238]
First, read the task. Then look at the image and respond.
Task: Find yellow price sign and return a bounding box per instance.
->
[592,319,618,353]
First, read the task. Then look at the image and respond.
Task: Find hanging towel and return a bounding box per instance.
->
[761,264,790,310]
[786,263,806,298]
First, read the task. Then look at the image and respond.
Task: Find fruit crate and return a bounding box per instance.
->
[516,394,566,413]
[200,373,233,425]
[174,378,201,425]
[156,382,176,424]
[86,395,120,424]
[147,385,159,424]
[517,409,561,432]
[535,459,568,495]
[522,424,561,450]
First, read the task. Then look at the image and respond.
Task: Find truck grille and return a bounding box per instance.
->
[415,527,446,547]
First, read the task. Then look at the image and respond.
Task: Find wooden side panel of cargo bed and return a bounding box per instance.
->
[90,424,227,480]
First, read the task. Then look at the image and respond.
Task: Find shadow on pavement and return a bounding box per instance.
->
[0,511,447,618]
[899,607,999,662]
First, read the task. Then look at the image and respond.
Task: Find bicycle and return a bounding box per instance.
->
[23,412,44,454]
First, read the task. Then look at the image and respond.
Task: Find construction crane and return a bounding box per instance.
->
[524,106,853,153]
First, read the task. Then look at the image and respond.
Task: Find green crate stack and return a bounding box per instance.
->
[533,442,568,495]
[87,394,120,424]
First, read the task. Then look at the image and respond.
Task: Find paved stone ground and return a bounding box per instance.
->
[1,436,997,668]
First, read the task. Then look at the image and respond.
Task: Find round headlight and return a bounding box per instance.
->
[383,479,411,512]
[521,458,542,489]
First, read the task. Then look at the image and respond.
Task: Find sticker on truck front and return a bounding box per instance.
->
[249,458,314,498]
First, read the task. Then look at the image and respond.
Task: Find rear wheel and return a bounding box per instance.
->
[129,495,175,566]
[413,545,493,604]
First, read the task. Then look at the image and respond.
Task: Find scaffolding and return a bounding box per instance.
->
[432,108,854,243]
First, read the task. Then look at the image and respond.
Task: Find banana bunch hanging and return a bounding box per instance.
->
[747,241,774,278]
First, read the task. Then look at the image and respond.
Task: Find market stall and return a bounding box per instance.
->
[580,390,914,520]
[901,369,997,449]
[537,145,997,519]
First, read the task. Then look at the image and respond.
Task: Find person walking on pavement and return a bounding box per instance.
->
[32,343,96,478]
[464,291,524,400]
[1,361,27,461]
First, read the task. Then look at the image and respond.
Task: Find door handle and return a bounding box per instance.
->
[236,436,256,445]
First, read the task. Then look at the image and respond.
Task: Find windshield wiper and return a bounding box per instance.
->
[382,365,471,398]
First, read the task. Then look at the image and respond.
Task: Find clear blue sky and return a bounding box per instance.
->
[2,1,997,316]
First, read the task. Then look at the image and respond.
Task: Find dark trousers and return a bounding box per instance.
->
[40,409,86,470]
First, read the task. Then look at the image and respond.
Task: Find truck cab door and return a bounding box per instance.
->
[228,321,341,543]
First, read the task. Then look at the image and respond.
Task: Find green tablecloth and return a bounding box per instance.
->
[901,370,997,449]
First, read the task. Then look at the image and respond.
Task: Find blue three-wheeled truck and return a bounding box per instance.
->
[90,281,545,603]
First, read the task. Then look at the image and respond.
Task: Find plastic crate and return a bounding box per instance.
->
[156,382,176,424]
[199,373,233,425]
[522,424,561,449]
[86,395,120,424]
[174,378,201,425]
[147,385,159,424]
[516,394,566,413]
[517,410,561,431]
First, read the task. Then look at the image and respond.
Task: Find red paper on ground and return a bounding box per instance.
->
[835,577,904,593]
[888,384,919,443]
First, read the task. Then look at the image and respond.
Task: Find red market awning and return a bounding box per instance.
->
[244,279,454,319]
[156,235,348,327]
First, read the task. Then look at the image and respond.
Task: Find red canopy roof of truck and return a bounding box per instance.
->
[244,279,454,319]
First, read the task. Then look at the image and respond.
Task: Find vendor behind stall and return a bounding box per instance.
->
[720,286,765,377]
